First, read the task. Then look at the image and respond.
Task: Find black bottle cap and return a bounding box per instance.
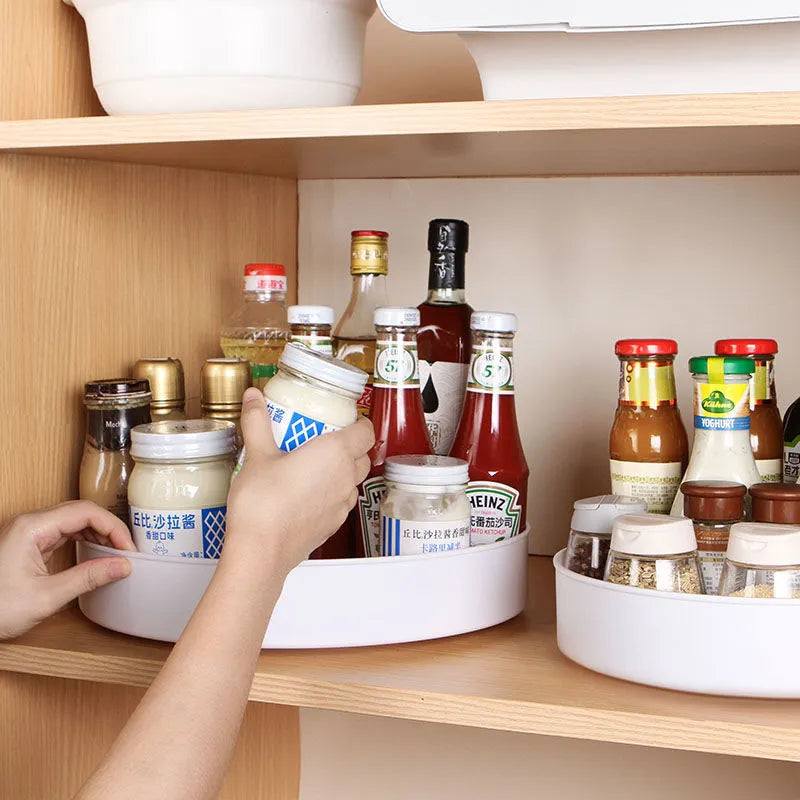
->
[428,219,469,254]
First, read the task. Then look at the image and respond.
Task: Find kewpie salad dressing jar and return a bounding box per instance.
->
[129,420,236,560]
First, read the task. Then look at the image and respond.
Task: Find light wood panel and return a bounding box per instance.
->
[3,558,800,763]
[0,672,299,799]
[0,0,100,120]
[3,93,800,177]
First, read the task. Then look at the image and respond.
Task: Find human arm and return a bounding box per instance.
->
[75,388,374,800]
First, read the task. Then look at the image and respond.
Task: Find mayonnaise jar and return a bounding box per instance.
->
[129,420,236,560]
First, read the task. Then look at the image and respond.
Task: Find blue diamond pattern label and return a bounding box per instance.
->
[467,481,523,545]
[266,400,340,453]
[381,515,470,556]
[130,505,227,559]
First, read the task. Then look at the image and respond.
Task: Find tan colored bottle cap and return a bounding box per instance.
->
[133,358,185,407]
[750,483,800,524]
[681,480,746,522]
[201,358,252,408]
[727,522,800,566]
[611,514,697,556]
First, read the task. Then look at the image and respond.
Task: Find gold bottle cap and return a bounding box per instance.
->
[350,230,389,276]
[201,358,252,408]
[132,358,185,408]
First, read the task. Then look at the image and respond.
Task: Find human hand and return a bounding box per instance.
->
[0,501,135,640]
[225,388,374,576]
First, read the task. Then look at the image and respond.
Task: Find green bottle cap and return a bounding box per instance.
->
[689,356,754,376]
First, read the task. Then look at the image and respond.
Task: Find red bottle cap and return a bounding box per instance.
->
[615,339,678,356]
[244,263,286,277]
[351,230,388,239]
[715,339,778,356]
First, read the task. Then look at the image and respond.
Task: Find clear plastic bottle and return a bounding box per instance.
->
[220,263,289,390]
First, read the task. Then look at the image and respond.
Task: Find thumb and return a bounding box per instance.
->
[43,557,132,614]
[240,387,281,460]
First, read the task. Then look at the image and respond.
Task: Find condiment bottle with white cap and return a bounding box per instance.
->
[565,495,648,579]
[380,455,471,556]
[719,523,800,598]
[288,305,334,357]
[605,514,704,594]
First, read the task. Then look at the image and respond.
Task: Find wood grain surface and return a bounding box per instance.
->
[3,558,800,763]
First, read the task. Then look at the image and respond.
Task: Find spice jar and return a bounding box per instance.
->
[609,339,688,513]
[288,305,334,357]
[133,358,186,421]
[715,339,782,483]
[79,379,152,522]
[750,483,800,524]
[605,514,704,594]
[719,522,800,598]
[380,455,471,556]
[201,358,252,449]
[565,495,647,580]
[681,480,746,595]
[128,420,236,560]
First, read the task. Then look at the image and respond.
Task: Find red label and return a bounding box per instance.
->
[357,383,374,415]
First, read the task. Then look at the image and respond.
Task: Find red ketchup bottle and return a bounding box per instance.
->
[450,311,529,544]
[357,307,432,557]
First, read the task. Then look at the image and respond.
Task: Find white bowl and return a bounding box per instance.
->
[555,549,800,698]
[68,0,375,114]
[77,530,528,648]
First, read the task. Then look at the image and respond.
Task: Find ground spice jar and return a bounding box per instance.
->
[682,480,746,595]
[565,495,647,580]
[750,483,800,524]
[719,522,800,598]
[605,514,704,594]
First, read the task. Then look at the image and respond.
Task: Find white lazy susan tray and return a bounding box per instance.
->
[554,549,800,698]
[77,530,528,649]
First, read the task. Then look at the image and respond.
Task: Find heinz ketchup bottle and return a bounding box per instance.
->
[451,311,529,544]
[357,307,432,557]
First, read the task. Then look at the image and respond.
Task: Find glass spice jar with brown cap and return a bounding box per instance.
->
[681,480,746,595]
[750,482,800,524]
[714,339,782,483]
[201,358,252,450]
[132,358,186,421]
[610,339,689,513]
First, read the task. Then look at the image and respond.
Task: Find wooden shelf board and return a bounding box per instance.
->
[3,93,800,178]
[2,557,800,761]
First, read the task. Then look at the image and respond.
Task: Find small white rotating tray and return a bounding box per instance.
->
[555,549,800,698]
[77,530,528,649]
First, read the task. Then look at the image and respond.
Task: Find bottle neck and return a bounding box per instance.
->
[751,356,777,408]
[617,356,677,409]
[243,290,286,305]
[425,287,467,305]
[693,375,750,433]
[335,273,389,339]
[428,251,466,292]
[373,326,420,389]
[466,331,515,396]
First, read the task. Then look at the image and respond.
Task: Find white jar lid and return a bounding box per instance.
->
[385,455,469,486]
[288,305,334,326]
[610,514,697,556]
[131,419,236,460]
[571,495,648,534]
[279,342,368,397]
[727,522,800,566]
[471,310,517,333]
[374,307,420,328]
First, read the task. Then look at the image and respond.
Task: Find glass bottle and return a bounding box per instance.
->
[201,358,252,451]
[132,358,186,421]
[288,305,334,356]
[715,339,782,483]
[671,356,761,516]
[681,480,746,595]
[609,339,688,513]
[220,263,289,391]
[333,231,390,416]
[450,311,529,545]
[417,219,473,455]
[79,379,152,523]
[357,307,432,558]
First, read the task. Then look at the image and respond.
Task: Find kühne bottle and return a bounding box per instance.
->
[220,263,289,390]
[417,219,473,455]
[357,307,432,558]
[670,356,761,516]
[450,311,529,545]
[609,339,688,513]
[334,231,390,416]
[715,338,782,483]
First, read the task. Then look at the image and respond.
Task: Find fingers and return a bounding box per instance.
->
[25,500,136,554]
[42,557,132,615]
[333,417,375,458]
[354,454,371,485]
[240,388,280,461]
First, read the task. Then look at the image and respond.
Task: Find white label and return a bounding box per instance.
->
[374,341,419,387]
[698,550,724,595]
[756,458,782,484]
[357,475,386,558]
[609,460,684,513]
[289,334,333,357]
[784,444,800,483]
[419,361,469,456]
[381,515,470,556]
[468,347,514,395]
[467,481,523,545]
[244,274,287,293]
[130,505,227,559]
